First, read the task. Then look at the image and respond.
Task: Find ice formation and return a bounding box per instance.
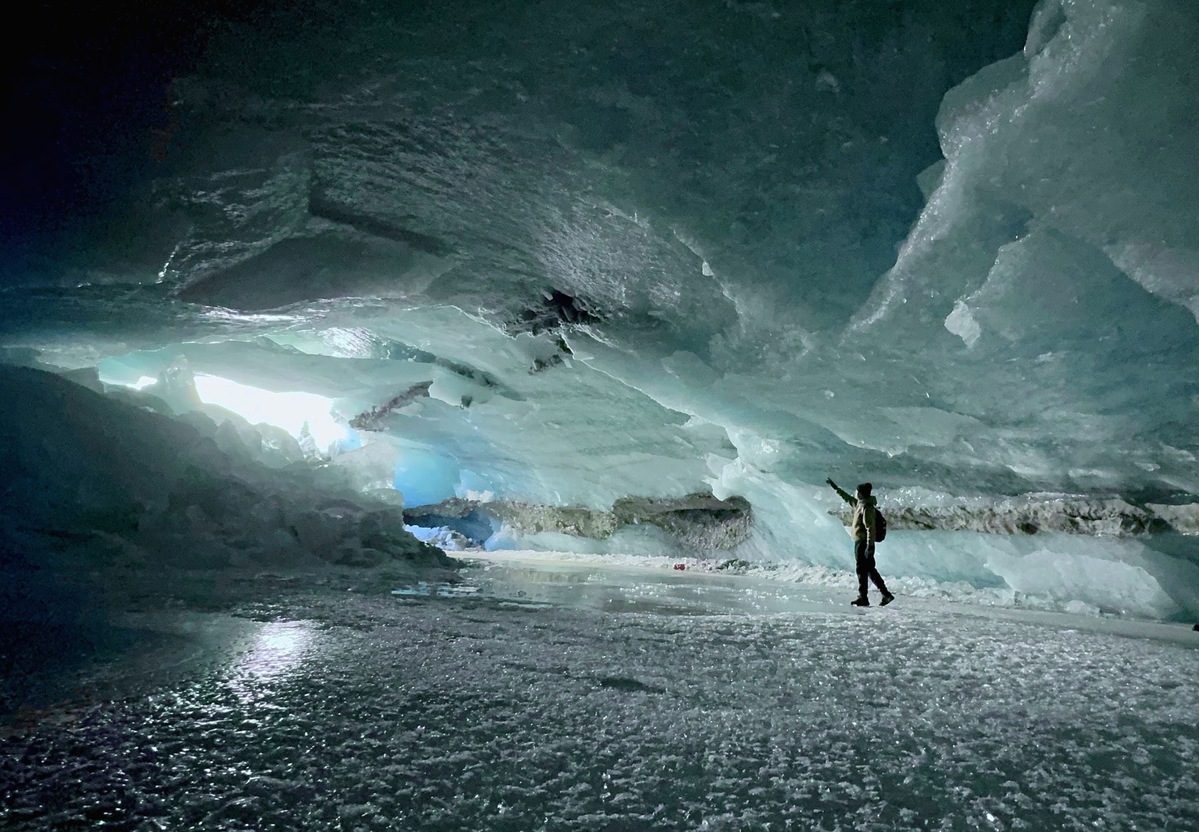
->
[2,0,1199,620]
[0,364,450,573]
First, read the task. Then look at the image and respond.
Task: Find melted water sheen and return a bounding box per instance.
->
[2,561,1197,830]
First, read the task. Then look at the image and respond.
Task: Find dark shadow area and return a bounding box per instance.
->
[0,0,280,281]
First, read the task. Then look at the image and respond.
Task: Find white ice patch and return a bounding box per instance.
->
[405,525,473,551]
[985,545,1179,620]
[815,69,840,94]
[391,581,479,597]
[944,300,981,346]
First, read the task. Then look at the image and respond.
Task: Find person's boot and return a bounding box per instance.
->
[880,592,895,606]
[851,596,869,606]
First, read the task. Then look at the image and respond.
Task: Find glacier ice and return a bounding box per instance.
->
[6,4,1199,828]
[2,0,1199,622]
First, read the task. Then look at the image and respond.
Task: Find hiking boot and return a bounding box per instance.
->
[851,596,869,607]
[880,593,895,606]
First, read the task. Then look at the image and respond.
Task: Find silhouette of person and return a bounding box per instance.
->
[826,478,894,607]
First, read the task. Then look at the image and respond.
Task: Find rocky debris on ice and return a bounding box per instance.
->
[1146,503,1199,536]
[612,494,754,550]
[832,495,1199,537]
[348,382,432,431]
[405,492,753,550]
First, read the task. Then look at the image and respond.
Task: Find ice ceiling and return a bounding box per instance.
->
[3,0,1198,618]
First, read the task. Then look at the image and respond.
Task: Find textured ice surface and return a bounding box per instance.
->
[2,562,1197,830]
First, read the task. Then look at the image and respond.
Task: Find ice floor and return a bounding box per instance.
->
[2,556,1198,831]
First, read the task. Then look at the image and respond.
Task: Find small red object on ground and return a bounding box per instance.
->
[673,563,686,571]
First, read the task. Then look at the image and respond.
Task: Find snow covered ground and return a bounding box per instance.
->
[2,557,1197,830]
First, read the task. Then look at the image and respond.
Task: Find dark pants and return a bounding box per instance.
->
[855,539,889,598]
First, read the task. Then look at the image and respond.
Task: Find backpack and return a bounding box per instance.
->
[874,509,887,542]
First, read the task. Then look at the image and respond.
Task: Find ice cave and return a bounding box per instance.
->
[2,0,1197,828]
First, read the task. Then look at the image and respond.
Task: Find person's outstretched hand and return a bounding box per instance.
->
[825,478,835,487]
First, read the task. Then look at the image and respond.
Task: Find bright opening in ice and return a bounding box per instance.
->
[193,374,348,452]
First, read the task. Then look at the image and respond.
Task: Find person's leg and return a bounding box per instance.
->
[865,543,895,603]
[866,544,888,593]
[854,540,870,601]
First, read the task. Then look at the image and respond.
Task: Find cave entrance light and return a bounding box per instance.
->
[193,374,349,453]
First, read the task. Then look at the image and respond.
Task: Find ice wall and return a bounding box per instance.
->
[865,0,1199,330]
[2,0,1198,619]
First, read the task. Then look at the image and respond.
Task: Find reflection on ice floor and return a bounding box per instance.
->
[2,558,1197,831]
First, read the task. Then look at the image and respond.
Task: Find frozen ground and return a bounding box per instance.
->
[2,557,1198,831]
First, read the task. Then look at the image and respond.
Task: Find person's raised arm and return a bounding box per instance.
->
[826,478,855,504]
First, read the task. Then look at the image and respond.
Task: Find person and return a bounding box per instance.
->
[826,478,894,607]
